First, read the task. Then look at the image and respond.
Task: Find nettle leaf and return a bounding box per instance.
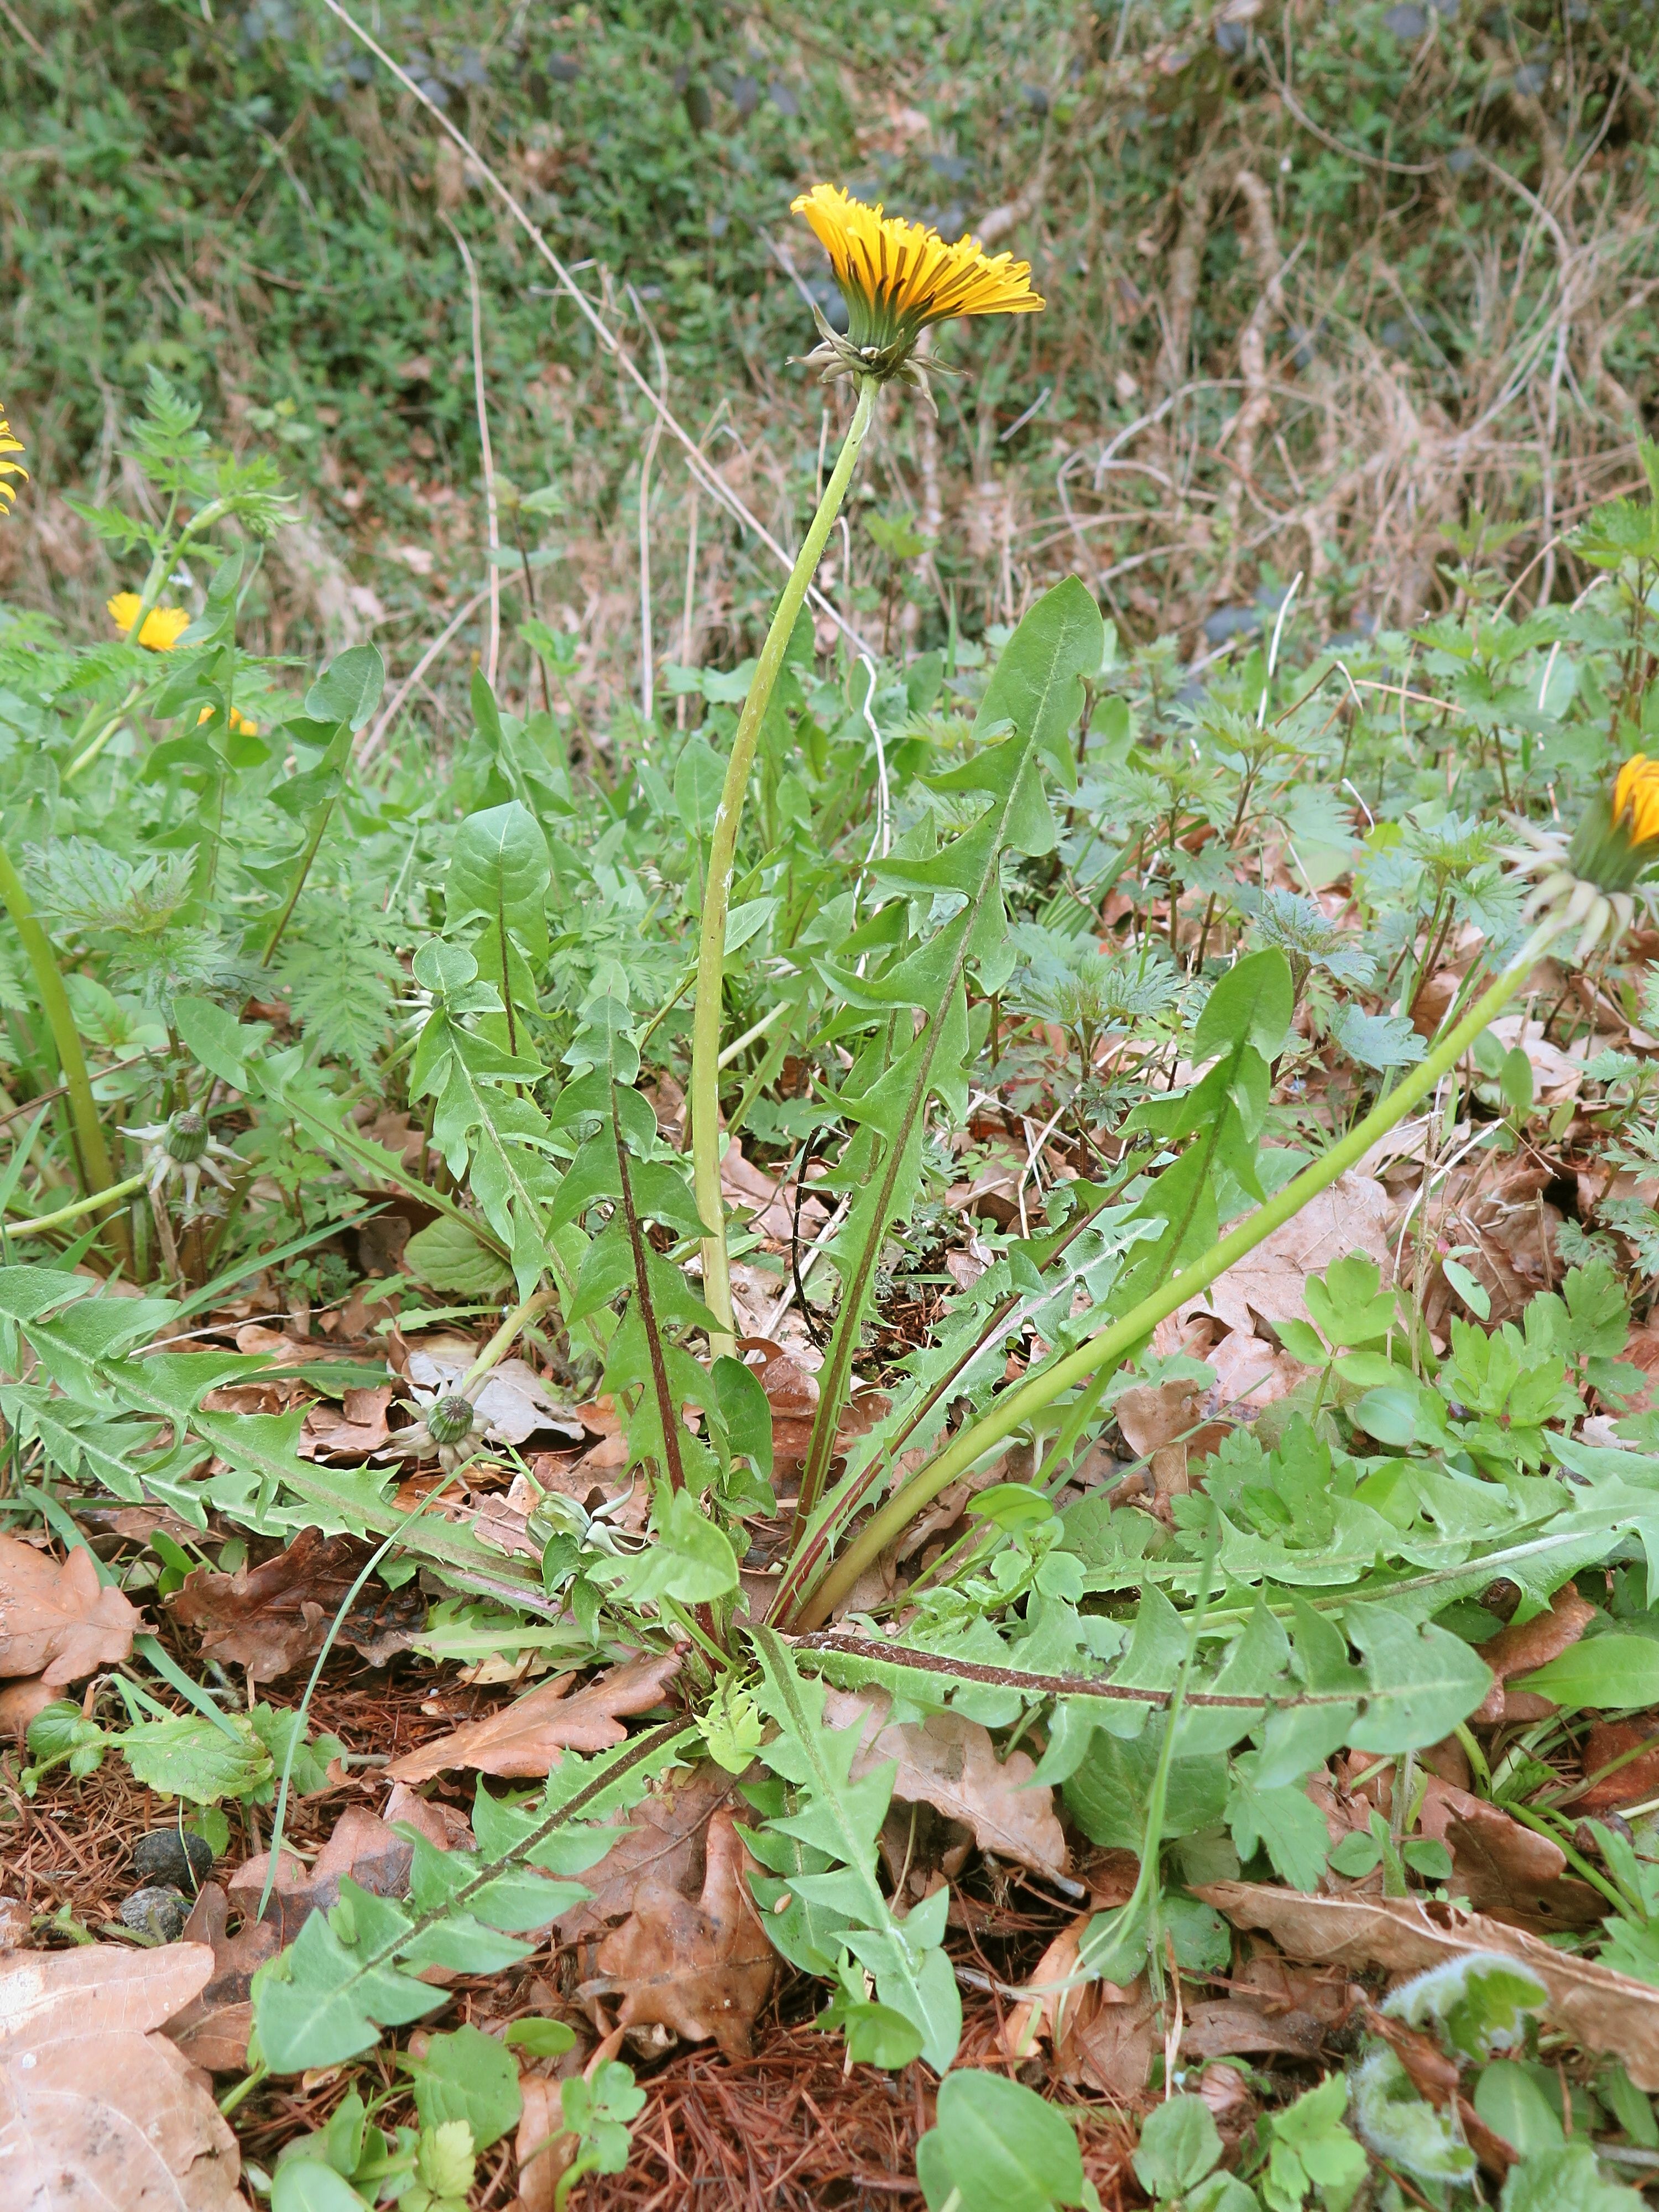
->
[116,1710,274,1803]
[1381,1952,1547,2060]
[304,643,384,731]
[916,2071,1088,2212]
[1352,2045,1476,2188]
[401,2023,521,2151]
[1133,2093,1223,2200]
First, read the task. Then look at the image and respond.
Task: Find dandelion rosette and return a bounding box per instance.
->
[0,413,27,518]
[1509,752,1659,959]
[107,591,190,651]
[790,184,1042,395]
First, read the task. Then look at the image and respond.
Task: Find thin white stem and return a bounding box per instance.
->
[442,215,500,690]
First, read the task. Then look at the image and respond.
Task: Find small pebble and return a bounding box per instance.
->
[119,1885,190,1943]
[132,1829,214,1894]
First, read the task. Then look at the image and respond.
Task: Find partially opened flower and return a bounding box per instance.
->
[108,592,190,651]
[0,413,27,518]
[122,1109,238,1219]
[1509,753,1659,960]
[790,184,1043,395]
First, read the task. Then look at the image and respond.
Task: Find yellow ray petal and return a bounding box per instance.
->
[791,184,1043,360]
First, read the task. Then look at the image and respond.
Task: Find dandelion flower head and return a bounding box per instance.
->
[790,184,1042,392]
[108,592,190,651]
[1614,752,1659,850]
[0,413,27,518]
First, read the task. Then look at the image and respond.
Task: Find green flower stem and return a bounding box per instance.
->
[690,376,878,1356]
[0,836,132,1274]
[794,917,1565,1630]
[5,1171,148,1239]
[458,1283,558,1395]
[123,495,232,645]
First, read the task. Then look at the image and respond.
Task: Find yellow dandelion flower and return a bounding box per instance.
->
[790,183,1043,392]
[1614,752,1659,848]
[0,413,27,517]
[108,592,191,651]
[197,704,259,736]
[1511,749,1659,961]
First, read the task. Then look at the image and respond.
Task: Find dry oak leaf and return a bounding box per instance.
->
[1180,1999,1328,2062]
[1442,1801,1601,1934]
[0,1943,242,2208]
[168,1526,420,1682]
[554,1764,738,1947]
[822,1685,1067,1876]
[1204,1328,1310,1416]
[1176,1170,1392,1340]
[0,1531,141,1684]
[1197,1880,1659,2090]
[585,1808,775,2059]
[165,1885,280,2074]
[0,1678,55,1741]
[1470,1587,1595,1726]
[1114,1379,1227,1464]
[298,1384,394,1460]
[388,1648,682,1782]
[1001,1912,1154,2095]
[1570,1719,1659,1813]
[515,2073,577,2212]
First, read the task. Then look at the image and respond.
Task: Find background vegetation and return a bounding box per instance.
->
[5,4,1659,2209]
[5,0,1656,722]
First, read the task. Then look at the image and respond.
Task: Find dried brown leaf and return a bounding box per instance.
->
[1116,1380,1205,1457]
[167,1526,421,1681]
[822,1685,1068,1875]
[387,1649,682,1781]
[298,1384,394,1459]
[0,1532,142,1684]
[0,1677,54,1741]
[554,1765,737,1946]
[1570,1719,1659,1812]
[515,2073,575,2212]
[1443,1802,1601,1933]
[1204,1327,1311,1416]
[586,1809,775,2059]
[1470,1588,1595,1724]
[1618,1327,1659,1415]
[164,1885,280,2073]
[1175,1171,1392,1339]
[1198,1879,1659,2089]
[721,1144,827,1242]
[1180,1999,1328,2060]
[0,1943,242,2205]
